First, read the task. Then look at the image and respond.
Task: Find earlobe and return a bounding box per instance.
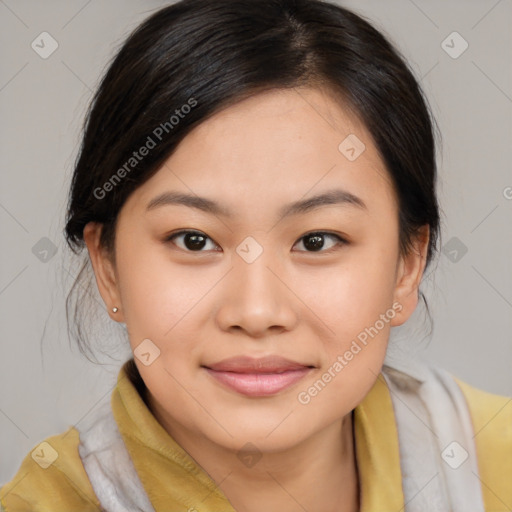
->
[83,222,125,323]
[390,226,430,327]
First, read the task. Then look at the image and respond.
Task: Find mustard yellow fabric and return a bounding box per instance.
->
[1,361,510,511]
[455,378,512,511]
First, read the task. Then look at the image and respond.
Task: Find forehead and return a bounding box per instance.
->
[123,86,396,218]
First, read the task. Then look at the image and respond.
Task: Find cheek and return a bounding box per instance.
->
[114,236,207,342]
[293,246,398,409]
[293,258,396,414]
[298,244,398,336]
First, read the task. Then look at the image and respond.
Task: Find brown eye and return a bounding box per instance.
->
[165,230,219,252]
[293,232,347,252]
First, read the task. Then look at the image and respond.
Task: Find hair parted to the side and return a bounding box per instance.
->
[63,0,441,362]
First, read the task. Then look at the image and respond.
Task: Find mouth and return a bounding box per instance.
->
[202,355,315,397]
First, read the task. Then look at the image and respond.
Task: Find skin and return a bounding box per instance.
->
[84,86,429,512]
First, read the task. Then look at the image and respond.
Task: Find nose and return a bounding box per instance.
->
[215,247,299,337]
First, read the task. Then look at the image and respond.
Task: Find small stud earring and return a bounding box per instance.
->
[112,307,119,313]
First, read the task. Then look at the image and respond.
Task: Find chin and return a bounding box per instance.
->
[202,414,313,453]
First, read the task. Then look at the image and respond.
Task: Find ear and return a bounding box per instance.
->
[83,222,125,323]
[390,225,430,327]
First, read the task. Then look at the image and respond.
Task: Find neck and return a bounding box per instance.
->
[149,395,359,512]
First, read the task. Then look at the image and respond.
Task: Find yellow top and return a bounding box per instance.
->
[1,360,511,511]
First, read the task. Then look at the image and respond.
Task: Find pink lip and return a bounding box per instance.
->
[204,368,312,396]
[202,355,314,397]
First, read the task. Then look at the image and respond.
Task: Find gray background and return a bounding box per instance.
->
[1,0,511,484]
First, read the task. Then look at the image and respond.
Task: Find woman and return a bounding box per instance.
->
[1,0,510,510]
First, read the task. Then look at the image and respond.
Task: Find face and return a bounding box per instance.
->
[84,86,427,456]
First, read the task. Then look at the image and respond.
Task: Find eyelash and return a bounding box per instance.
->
[164,230,348,254]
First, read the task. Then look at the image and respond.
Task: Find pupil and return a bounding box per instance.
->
[305,234,324,251]
[185,233,206,250]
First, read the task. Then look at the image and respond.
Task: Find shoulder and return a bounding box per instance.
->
[455,377,512,510]
[0,426,101,512]
[455,376,512,444]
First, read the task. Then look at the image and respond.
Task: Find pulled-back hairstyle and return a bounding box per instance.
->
[63,0,441,360]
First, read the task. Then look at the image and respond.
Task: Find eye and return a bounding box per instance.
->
[165,230,220,252]
[292,231,347,253]
[164,230,347,253]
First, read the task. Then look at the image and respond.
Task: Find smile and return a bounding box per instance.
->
[203,367,312,397]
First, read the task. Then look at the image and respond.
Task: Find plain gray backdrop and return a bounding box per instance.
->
[1,0,511,484]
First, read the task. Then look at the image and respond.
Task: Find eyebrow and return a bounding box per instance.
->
[145,188,367,220]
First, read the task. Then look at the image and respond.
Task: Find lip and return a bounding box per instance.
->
[202,355,314,397]
[204,355,312,373]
